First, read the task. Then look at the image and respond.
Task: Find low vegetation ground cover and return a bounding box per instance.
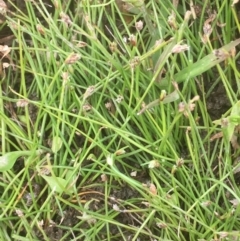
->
[0,0,240,240]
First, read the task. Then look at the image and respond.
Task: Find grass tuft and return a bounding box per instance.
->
[0,0,239,240]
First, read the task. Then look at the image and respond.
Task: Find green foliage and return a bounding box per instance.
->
[41,175,74,194]
[51,136,63,153]
[0,0,239,240]
[0,150,42,172]
[213,101,240,143]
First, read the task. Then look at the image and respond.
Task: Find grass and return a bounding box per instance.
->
[0,0,240,240]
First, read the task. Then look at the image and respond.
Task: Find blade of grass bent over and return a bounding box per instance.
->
[137,89,179,115]
[159,38,240,87]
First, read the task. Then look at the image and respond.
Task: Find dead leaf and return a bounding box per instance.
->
[75,41,87,48]
[0,45,10,59]
[0,0,7,15]
[0,45,14,69]
[149,183,157,195]
[65,53,80,64]
[231,0,239,7]
[210,131,223,141]
[230,199,240,207]
[101,174,107,182]
[172,44,190,53]
[60,12,72,26]
[201,12,216,43]
[16,99,29,107]
[231,125,240,150]
[130,171,137,176]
